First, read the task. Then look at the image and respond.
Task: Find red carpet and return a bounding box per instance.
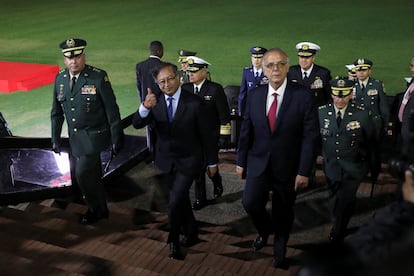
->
[0,61,60,93]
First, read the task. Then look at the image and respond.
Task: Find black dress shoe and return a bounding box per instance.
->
[213,175,223,198]
[273,257,290,269]
[329,228,344,244]
[169,243,184,260]
[79,209,109,224]
[180,235,200,247]
[252,235,268,251]
[192,199,207,210]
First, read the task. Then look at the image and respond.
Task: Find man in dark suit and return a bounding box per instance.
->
[182,56,230,210]
[132,62,218,260]
[136,41,164,101]
[287,41,332,107]
[136,41,164,158]
[396,57,414,163]
[51,38,124,224]
[319,77,375,243]
[238,46,268,116]
[236,48,319,268]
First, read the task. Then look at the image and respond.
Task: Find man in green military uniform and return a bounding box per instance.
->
[51,38,124,224]
[352,58,390,185]
[319,77,375,243]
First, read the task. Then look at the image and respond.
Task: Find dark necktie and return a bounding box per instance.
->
[71,76,77,92]
[336,110,342,127]
[167,97,174,123]
[361,82,365,90]
[255,71,260,80]
[195,86,199,94]
[268,93,278,133]
[303,71,308,80]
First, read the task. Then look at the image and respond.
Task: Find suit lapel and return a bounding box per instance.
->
[273,85,293,132]
[172,92,187,125]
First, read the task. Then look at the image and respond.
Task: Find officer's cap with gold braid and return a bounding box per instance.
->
[250,46,267,58]
[330,77,354,98]
[177,49,197,63]
[186,56,211,72]
[353,58,373,71]
[296,42,320,57]
[60,38,87,58]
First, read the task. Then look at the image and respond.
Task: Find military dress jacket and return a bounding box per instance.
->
[353,77,390,135]
[319,103,375,182]
[238,66,268,116]
[182,80,231,137]
[51,65,123,157]
[288,64,332,107]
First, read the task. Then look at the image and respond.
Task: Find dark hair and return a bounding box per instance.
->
[149,40,163,54]
[151,62,178,80]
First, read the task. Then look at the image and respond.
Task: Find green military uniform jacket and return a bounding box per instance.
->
[51,65,123,157]
[319,103,375,183]
[353,77,390,136]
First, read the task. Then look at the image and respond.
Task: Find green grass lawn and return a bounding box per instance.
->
[1,0,413,136]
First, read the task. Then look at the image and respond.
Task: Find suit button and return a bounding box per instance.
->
[71,108,75,111]
[73,128,77,132]
[335,141,339,145]
[72,118,76,122]
[336,156,340,160]
[70,97,74,101]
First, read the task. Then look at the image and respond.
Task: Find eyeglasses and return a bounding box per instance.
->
[157,74,177,86]
[264,61,288,70]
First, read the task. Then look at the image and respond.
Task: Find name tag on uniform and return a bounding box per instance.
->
[367,89,378,96]
[204,95,212,101]
[81,85,97,95]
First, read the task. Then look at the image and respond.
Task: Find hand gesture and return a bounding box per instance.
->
[143,88,157,109]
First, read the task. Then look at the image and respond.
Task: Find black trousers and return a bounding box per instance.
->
[164,168,197,243]
[327,174,361,237]
[75,153,108,214]
[194,168,222,201]
[242,164,297,257]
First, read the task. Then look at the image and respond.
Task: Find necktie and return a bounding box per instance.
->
[167,97,174,123]
[398,82,414,122]
[255,71,259,80]
[268,93,278,133]
[303,72,308,80]
[71,76,77,92]
[361,82,365,90]
[195,86,199,94]
[336,110,342,127]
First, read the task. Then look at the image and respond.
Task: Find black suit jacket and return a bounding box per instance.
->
[288,64,332,107]
[182,80,230,138]
[136,57,162,101]
[237,81,319,181]
[132,89,218,176]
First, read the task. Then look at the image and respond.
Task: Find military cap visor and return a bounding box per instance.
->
[330,77,354,97]
[187,66,207,72]
[353,58,373,70]
[60,38,87,58]
[331,88,353,98]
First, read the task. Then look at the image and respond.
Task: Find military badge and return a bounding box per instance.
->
[346,120,361,131]
[58,84,64,101]
[367,89,378,96]
[260,77,269,85]
[323,118,330,129]
[81,85,97,95]
[311,77,323,89]
[204,95,212,101]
